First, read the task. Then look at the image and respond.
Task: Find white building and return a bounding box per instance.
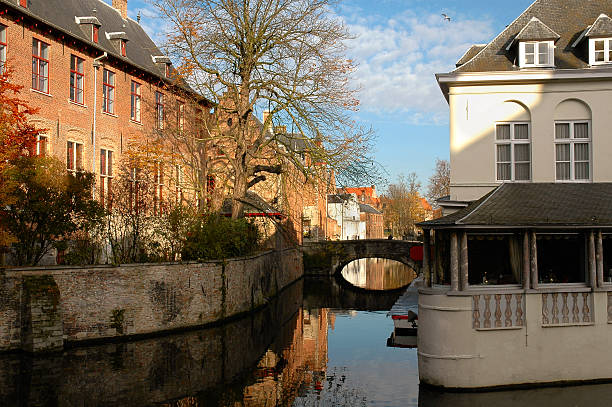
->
[419,0,612,390]
[327,193,366,240]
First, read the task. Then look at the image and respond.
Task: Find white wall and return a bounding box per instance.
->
[448,78,612,201]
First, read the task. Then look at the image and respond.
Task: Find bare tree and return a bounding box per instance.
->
[426,158,450,203]
[153,0,379,218]
[381,173,426,239]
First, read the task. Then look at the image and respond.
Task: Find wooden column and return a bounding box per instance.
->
[597,230,604,287]
[460,232,469,291]
[423,229,431,287]
[522,231,530,290]
[450,232,459,291]
[589,231,597,288]
[432,231,438,285]
[530,231,538,290]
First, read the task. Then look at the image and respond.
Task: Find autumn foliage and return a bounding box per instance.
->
[0,68,44,248]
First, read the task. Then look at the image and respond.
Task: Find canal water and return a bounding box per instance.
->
[2,258,612,406]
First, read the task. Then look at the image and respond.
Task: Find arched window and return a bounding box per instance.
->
[495,101,531,182]
[554,99,592,182]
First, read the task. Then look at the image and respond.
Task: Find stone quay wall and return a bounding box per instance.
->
[0,248,303,353]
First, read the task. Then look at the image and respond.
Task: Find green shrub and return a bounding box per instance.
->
[182,214,260,261]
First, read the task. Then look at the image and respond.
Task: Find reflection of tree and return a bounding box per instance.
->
[292,367,368,407]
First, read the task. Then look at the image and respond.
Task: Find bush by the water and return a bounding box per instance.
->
[182,214,260,261]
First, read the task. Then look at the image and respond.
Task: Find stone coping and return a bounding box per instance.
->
[0,247,299,275]
[419,283,612,296]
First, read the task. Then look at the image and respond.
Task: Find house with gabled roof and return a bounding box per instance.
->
[417,0,612,390]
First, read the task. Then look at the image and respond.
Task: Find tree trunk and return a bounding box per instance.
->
[231,170,248,219]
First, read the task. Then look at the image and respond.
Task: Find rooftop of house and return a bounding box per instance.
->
[0,0,174,85]
[420,183,612,228]
[453,0,612,72]
[327,193,355,204]
[359,203,382,215]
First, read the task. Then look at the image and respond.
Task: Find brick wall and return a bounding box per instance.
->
[0,248,303,352]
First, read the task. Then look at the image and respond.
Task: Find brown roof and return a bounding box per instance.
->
[456,44,487,67]
[514,17,560,41]
[455,0,612,73]
[419,183,612,228]
[585,13,612,37]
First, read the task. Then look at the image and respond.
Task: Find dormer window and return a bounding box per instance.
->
[93,26,99,43]
[19,0,27,7]
[519,41,554,67]
[509,17,559,68]
[590,38,612,64]
[121,40,126,57]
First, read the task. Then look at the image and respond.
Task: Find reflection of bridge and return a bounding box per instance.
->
[303,276,405,311]
[302,239,424,276]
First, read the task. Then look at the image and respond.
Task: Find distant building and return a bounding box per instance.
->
[341,186,382,211]
[359,203,383,239]
[327,193,363,240]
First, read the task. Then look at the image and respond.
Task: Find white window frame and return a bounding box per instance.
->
[554,121,592,182]
[66,140,84,173]
[519,41,554,68]
[100,148,113,208]
[0,24,7,74]
[495,122,532,182]
[589,38,612,65]
[36,135,48,156]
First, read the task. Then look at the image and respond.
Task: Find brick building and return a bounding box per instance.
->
[0,0,210,210]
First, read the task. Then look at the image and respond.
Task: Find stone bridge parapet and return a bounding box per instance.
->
[302,239,424,276]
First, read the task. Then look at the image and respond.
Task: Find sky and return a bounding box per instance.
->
[109,0,535,192]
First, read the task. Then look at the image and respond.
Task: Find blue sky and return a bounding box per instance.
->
[111,0,534,191]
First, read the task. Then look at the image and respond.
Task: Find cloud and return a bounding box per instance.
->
[340,9,495,124]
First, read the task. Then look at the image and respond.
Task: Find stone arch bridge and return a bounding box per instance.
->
[302,239,424,276]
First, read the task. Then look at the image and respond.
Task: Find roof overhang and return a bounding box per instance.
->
[436,67,612,100]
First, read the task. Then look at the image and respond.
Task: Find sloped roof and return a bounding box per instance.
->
[585,13,612,37]
[456,44,487,67]
[420,183,612,228]
[0,0,170,82]
[514,17,560,42]
[455,0,612,72]
[327,193,354,204]
[359,203,382,215]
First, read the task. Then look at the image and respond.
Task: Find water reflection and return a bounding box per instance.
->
[3,276,612,406]
[341,258,416,290]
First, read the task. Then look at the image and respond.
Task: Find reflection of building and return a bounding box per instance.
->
[419,0,612,390]
[341,258,417,290]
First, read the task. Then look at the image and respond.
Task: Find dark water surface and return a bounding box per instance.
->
[2,271,612,406]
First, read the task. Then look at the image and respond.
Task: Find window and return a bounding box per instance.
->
[66,141,83,173]
[120,40,126,57]
[178,101,185,133]
[555,121,590,181]
[19,0,26,7]
[154,162,164,215]
[36,135,48,156]
[468,234,523,285]
[32,38,49,93]
[103,69,115,114]
[100,149,113,209]
[0,25,6,74]
[590,38,612,65]
[70,55,84,104]
[519,41,553,67]
[93,26,99,44]
[495,123,531,181]
[130,81,141,122]
[175,164,183,203]
[537,234,586,283]
[129,168,140,213]
[156,91,165,129]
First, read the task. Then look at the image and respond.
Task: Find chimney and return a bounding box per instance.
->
[262,110,272,132]
[112,0,128,19]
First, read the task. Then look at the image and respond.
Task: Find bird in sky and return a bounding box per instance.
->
[441,13,451,22]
